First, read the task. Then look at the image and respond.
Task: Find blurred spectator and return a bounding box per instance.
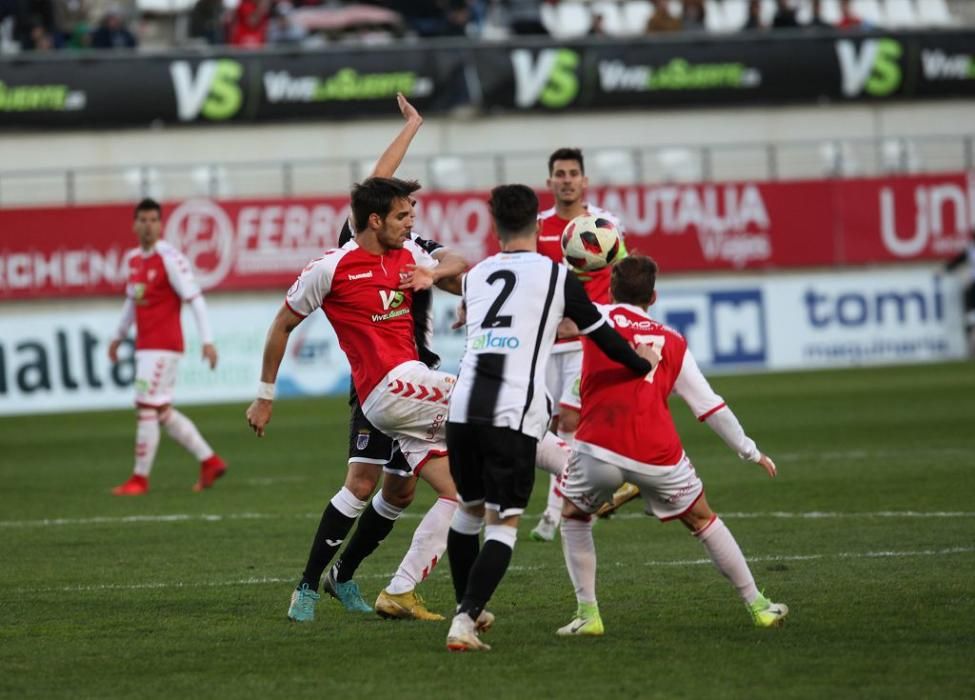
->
[771,0,798,28]
[504,0,544,36]
[682,0,706,30]
[836,0,862,29]
[53,0,89,47]
[266,0,306,43]
[945,229,975,356]
[742,0,763,30]
[589,10,605,36]
[90,5,136,47]
[646,0,680,33]
[384,0,470,37]
[228,0,270,47]
[188,0,224,44]
[9,0,57,50]
[806,0,832,30]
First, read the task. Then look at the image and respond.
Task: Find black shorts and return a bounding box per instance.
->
[446,422,537,518]
[348,400,411,475]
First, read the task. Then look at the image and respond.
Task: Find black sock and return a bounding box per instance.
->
[457,539,512,622]
[334,501,397,583]
[298,503,356,591]
[447,528,480,606]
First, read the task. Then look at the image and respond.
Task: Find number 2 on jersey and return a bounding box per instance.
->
[634,333,665,383]
[483,270,516,328]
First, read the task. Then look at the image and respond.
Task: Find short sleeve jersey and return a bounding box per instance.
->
[576,303,724,467]
[448,251,606,440]
[124,241,202,353]
[285,239,438,400]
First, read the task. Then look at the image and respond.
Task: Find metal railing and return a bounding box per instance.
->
[0,133,971,207]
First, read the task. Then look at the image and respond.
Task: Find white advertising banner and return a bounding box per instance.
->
[0,266,966,416]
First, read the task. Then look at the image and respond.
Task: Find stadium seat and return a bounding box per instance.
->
[881,138,922,174]
[883,0,917,27]
[429,156,471,192]
[124,167,165,200]
[916,0,954,26]
[820,0,842,23]
[656,147,703,183]
[540,2,592,39]
[590,149,639,186]
[621,0,654,33]
[819,141,860,177]
[190,165,233,198]
[704,0,730,31]
[590,1,627,36]
[722,0,748,29]
[852,0,885,26]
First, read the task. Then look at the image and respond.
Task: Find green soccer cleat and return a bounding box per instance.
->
[556,602,605,637]
[287,583,320,623]
[323,567,372,613]
[530,512,559,542]
[748,592,789,628]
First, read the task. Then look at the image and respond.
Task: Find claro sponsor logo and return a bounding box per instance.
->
[471,331,520,350]
[879,174,975,257]
[592,184,772,267]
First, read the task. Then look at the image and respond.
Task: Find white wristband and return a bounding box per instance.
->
[257,382,276,401]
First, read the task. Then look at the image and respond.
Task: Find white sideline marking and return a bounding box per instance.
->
[21,546,975,594]
[2,510,973,529]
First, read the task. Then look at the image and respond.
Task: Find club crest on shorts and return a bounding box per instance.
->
[356,431,370,451]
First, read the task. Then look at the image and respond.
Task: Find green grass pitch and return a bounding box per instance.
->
[1,362,974,699]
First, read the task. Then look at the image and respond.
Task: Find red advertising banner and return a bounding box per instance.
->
[1,172,971,300]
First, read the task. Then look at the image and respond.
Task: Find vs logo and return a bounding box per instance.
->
[379,290,405,310]
[835,38,903,97]
[170,59,244,121]
[510,48,580,109]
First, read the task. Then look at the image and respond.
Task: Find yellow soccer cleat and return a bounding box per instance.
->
[556,602,605,637]
[595,483,641,519]
[748,593,790,628]
[375,588,445,621]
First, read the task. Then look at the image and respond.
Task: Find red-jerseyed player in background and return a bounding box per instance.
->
[109,198,227,495]
[557,255,789,636]
[531,147,628,542]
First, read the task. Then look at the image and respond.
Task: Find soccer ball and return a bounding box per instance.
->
[560,215,623,272]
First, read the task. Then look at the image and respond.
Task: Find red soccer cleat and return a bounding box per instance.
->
[193,454,227,492]
[112,474,149,496]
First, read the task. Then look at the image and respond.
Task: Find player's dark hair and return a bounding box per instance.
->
[489,184,538,242]
[134,198,162,219]
[548,147,585,175]
[351,177,421,232]
[611,255,658,307]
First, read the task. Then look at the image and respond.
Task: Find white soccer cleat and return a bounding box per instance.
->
[446,613,491,652]
[530,512,559,542]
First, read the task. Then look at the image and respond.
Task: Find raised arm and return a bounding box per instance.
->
[370,93,423,179]
[245,304,304,437]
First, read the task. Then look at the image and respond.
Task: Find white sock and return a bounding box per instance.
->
[133,409,160,478]
[560,516,597,605]
[535,431,570,476]
[160,407,213,461]
[387,497,458,595]
[695,515,760,604]
[544,473,563,522]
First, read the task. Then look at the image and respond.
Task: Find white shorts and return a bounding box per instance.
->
[545,349,582,414]
[361,361,455,472]
[560,450,704,522]
[134,350,181,408]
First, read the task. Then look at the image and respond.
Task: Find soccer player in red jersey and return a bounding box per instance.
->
[109,199,226,496]
[557,255,789,635]
[531,147,627,542]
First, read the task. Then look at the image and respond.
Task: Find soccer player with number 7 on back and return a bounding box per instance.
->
[556,254,789,637]
[443,185,661,652]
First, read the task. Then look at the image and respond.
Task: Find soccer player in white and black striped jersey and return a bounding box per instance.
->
[443,185,660,652]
